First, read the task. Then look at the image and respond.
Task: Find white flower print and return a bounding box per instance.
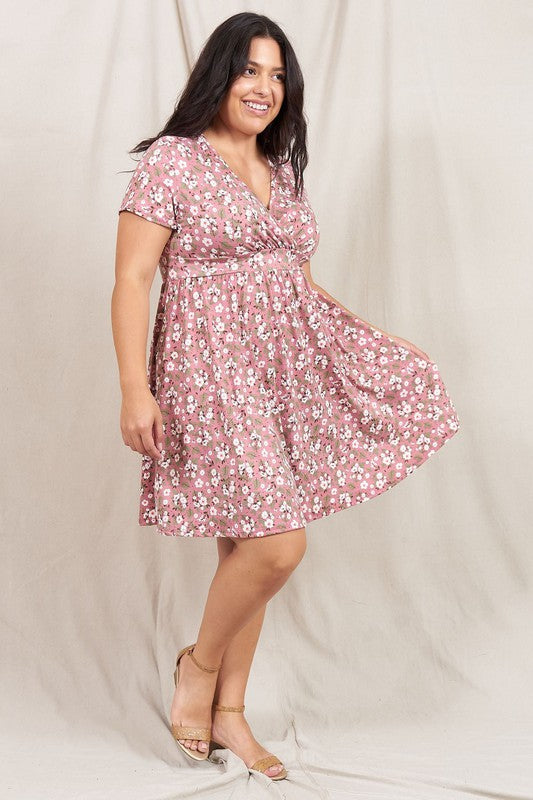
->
[118,134,460,537]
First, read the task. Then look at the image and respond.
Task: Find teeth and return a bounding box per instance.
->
[243,100,268,110]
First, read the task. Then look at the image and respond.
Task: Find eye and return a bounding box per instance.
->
[243,66,286,81]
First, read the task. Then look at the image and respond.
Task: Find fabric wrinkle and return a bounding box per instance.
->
[118,133,460,538]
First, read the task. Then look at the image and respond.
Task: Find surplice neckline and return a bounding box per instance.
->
[198,132,275,214]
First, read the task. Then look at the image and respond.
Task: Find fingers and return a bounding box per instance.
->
[126,431,145,455]
[124,429,161,461]
[121,394,165,459]
[140,426,163,460]
[154,415,164,454]
[123,422,162,459]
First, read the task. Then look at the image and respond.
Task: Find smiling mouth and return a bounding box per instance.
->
[242,100,270,111]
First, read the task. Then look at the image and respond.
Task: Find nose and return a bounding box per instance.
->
[253,72,270,96]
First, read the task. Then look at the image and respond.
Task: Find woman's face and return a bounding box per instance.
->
[219,36,286,137]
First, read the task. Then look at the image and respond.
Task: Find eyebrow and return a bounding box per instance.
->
[247,60,286,71]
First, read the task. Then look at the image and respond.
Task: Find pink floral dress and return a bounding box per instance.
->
[118,133,460,538]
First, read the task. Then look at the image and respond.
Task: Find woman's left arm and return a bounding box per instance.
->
[299,259,430,360]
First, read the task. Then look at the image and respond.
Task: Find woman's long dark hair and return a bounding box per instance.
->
[127,12,309,197]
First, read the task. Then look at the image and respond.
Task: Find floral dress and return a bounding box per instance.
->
[118,133,460,538]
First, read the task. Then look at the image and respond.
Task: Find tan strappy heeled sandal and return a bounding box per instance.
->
[171,643,222,762]
[209,703,288,780]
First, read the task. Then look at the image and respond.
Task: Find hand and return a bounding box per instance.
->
[120,385,164,460]
[391,335,431,361]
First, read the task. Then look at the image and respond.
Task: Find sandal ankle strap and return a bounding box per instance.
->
[214,703,245,712]
[187,645,222,673]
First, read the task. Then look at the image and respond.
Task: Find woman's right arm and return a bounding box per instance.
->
[111,211,172,459]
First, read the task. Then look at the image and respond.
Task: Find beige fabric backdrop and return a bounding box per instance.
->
[2,0,532,797]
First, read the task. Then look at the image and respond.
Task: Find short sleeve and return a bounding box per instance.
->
[118,136,180,230]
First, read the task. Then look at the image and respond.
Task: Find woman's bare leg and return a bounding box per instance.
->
[208,539,283,778]
[211,538,266,709]
[170,527,306,764]
[208,541,284,775]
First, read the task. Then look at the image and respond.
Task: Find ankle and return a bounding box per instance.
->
[213,701,245,712]
[189,644,223,672]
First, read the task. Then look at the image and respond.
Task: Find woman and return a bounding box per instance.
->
[112,12,460,781]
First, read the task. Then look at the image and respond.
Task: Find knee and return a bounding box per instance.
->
[234,529,307,579]
[262,537,307,577]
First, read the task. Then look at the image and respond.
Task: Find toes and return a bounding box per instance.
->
[181,738,208,752]
[266,765,283,776]
[175,735,208,753]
